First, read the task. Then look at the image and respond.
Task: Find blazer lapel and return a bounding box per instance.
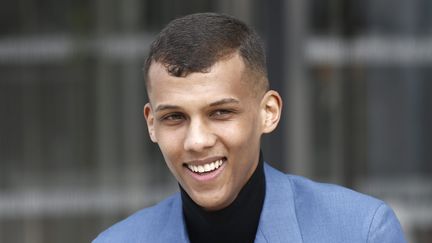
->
[160,193,190,243]
[255,163,303,243]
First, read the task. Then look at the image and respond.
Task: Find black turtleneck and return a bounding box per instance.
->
[180,153,265,243]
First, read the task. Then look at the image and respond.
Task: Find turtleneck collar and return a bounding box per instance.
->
[180,152,266,243]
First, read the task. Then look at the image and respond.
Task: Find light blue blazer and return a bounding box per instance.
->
[93,163,406,242]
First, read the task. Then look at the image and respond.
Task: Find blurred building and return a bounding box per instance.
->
[0,0,431,242]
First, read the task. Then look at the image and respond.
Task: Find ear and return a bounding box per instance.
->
[143,103,157,143]
[260,90,282,134]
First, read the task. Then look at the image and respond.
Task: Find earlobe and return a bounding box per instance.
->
[143,103,157,143]
[261,90,282,134]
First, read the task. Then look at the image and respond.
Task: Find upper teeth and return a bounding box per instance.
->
[187,159,224,173]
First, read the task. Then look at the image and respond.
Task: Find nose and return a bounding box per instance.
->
[183,119,216,152]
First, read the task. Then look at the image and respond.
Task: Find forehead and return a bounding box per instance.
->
[146,54,256,106]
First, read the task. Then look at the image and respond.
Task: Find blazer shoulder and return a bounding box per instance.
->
[93,193,180,243]
[288,174,383,208]
[265,164,381,207]
[286,174,405,242]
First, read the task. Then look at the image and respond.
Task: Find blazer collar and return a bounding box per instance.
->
[255,163,303,243]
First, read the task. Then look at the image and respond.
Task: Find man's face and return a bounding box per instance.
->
[144,54,268,211]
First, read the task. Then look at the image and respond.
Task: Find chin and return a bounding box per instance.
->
[193,194,232,211]
[199,202,226,211]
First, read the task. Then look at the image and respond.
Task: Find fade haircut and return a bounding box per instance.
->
[143,12,269,93]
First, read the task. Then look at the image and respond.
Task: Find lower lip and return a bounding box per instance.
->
[186,160,226,182]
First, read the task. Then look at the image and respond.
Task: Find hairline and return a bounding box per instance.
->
[144,51,268,96]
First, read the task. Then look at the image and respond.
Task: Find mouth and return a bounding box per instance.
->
[184,157,226,175]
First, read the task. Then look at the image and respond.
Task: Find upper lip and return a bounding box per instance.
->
[183,156,226,166]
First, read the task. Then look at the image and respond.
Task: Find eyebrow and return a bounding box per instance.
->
[154,104,181,112]
[154,98,240,112]
[209,98,240,107]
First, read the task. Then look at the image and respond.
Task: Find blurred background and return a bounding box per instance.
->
[1,0,431,242]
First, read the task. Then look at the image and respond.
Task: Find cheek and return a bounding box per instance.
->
[154,127,184,160]
[156,135,183,180]
[217,118,261,149]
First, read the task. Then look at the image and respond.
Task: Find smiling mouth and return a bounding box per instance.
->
[185,158,226,174]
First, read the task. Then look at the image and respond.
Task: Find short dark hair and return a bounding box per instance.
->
[144,13,268,90]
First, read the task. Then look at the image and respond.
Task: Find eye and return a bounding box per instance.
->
[210,109,235,119]
[160,113,185,125]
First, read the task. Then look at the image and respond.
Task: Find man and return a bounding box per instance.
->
[93,13,406,243]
